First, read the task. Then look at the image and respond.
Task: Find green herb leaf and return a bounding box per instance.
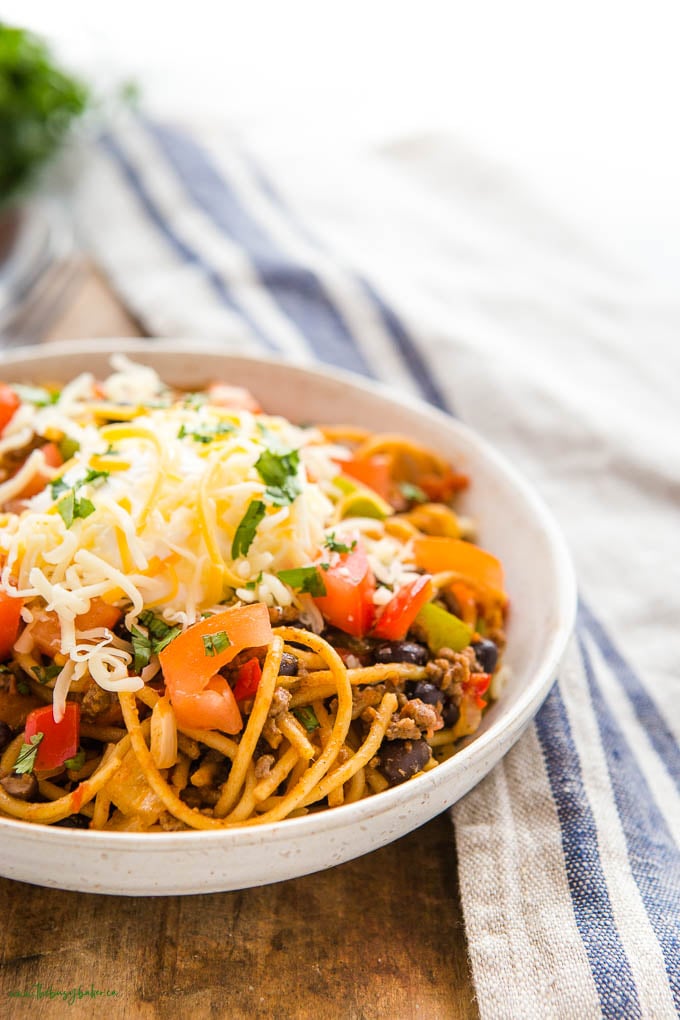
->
[31,663,62,685]
[245,571,263,591]
[178,421,235,443]
[12,384,59,407]
[202,631,231,657]
[74,496,95,520]
[16,678,30,695]
[130,627,152,673]
[293,706,319,732]
[56,488,74,527]
[277,567,327,598]
[137,610,181,655]
[255,448,301,506]
[231,500,266,558]
[324,532,357,554]
[399,481,428,504]
[14,733,44,775]
[64,748,86,771]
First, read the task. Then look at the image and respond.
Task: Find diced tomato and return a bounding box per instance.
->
[0,384,20,434]
[0,590,22,659]
[171,675,242,734]
[340,455,393,502]
[207,383,261,413]
[159,604,272,731]
[233,657,262,702]
[24,702,80,770]
[465,672,491,709]
[371,575,434,641]
[14,442,63,500]
[32,599,122,657]
[314,541,376,638]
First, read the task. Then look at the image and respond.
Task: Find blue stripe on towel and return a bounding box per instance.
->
[535,682,642,1018]
[100,134,278,352]
[145,121,374,378]
[579,633,680,1010]
[579,599,680,795]
[242,147,453,413]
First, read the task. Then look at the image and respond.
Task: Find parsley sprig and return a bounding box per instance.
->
[255,447,301,506]
[231,500,266,558]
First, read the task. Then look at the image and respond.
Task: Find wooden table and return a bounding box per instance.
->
[0,267,479,1020]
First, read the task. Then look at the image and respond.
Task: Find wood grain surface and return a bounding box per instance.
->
[0,265,479,1020]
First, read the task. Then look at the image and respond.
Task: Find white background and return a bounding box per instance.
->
[5,0,680,290]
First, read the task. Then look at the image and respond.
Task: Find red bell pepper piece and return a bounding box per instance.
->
[233,657,262,701]
[371,575,434,641]
[24,703,80,770]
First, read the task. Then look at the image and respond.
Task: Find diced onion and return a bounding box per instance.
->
[150,696,179,769]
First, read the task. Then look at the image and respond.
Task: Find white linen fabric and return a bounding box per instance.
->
[74,113,680,1020]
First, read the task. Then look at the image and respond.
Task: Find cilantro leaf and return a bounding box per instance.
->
[177,422,235,443]
[277,567,327,598]
[64,748,86,771]
[31,663,62,685]
[324,533,357,554]
[293,706,319,732]
[202,631,231,657]
[231,500,266,558]
[255,448,301,506]
[14,733,44,774]
[131,612,181,671]
[399,481,428,504]
[52,468,109,527]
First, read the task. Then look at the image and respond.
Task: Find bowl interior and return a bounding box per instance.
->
[0,341,576,892]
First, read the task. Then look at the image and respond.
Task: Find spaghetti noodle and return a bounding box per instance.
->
[0,357,508,831]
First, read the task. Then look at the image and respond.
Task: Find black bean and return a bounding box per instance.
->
[0,772,38,800]
[0,721,13,753]
[373,641,429,666]
[278,652,298,677]
[406,681,442,706]
[442,698,460,729]
[378,738,431,785]
[54,813,91,829]
[471,638,498,674]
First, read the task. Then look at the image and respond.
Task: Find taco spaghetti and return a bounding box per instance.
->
[0,357,508,831]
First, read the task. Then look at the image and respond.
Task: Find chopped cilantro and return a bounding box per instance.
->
[12,384,59,407]
[16,678,30,695]
[14,733,43,774]
[231,500,266,558]
[245,571,263,591]
[293,706,319,732]
[52,468,108,527]
[130,611,181,671]
[177,421,235,443]
[399,481,428,504]
[202,631,231,657]
[64,748,86,771]
[31,663,62,685]
[277,566,327,598]
[255,447,301,506]
[324,533,357,554]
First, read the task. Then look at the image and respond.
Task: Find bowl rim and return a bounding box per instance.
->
[0,338,577,848]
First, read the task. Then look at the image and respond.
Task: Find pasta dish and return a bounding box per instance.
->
[0,357,508,831]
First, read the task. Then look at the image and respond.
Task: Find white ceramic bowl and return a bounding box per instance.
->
[0,340,576,895]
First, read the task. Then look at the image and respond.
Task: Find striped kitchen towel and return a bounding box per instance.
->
[73,113,680,1019]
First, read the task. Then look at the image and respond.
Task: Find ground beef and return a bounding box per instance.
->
[255,754,275,779]
[382,697,443,741]
[268,686,292,717]
[80,679,113,721]
[351,683,386,720]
